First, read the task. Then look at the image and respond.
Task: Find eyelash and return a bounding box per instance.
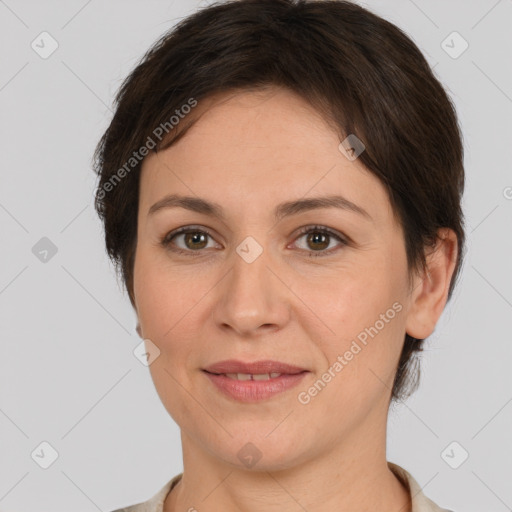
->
[160,224,348,258]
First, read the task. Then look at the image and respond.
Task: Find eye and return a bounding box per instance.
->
[160,226,219,255]
[160,224,348,257]
[292,225,347,257]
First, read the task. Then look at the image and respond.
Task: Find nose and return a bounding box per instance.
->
[210,242,291,337]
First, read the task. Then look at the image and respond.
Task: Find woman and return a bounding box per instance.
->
[94,1,465,510]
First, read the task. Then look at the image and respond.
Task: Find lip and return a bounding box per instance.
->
[203,371,308,402]
[203,359,308,375]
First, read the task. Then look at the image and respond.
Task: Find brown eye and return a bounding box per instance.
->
[293,225,347,257]
[161,226,218,255]
[182,231,209,250]
[305,231,330,251]
[161,224,347,258]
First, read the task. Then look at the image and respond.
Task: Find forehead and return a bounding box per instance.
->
[163,87,339,160]
[138,87,392,225]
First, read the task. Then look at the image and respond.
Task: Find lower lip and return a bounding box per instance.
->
[203,371,308,402]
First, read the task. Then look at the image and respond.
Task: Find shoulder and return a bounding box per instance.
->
[388,462,455,512]
[109,473,183,512]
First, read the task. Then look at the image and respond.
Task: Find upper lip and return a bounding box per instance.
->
[203,359,308,375]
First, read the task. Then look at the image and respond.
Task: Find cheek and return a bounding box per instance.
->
[296,256,407,387]
[319,288,405,373]
[134,253,203,423]
[133,251,216,388]
[300,281,406,426]
[134,249,196,336]
[298,259,400,336]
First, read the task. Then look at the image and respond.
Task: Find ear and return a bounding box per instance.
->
[405,228,458,340]
[136,321,142,338]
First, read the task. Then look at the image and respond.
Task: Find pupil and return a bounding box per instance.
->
[308,232,328,250]
[185,232,207,250]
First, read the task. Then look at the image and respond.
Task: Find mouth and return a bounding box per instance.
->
[202,360,309,402]
[203,359,308,376]
[203,371,303,381]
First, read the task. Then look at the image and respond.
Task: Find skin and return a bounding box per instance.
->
[132,86,458,512]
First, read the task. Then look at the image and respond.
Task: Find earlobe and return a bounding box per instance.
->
[404,228,458,340]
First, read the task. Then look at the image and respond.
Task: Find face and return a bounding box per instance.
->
[133,87,419,470]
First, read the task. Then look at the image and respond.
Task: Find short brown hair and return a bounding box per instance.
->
[93,0,466,402]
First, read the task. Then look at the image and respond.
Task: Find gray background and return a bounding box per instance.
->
[0,0,511,510]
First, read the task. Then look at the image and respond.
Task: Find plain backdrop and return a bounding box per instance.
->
[0,0,511,511]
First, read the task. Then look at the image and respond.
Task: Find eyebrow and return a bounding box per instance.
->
[148,193,372,222]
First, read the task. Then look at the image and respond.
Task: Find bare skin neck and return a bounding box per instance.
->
[164,466,411,512]
[163,421,412,512]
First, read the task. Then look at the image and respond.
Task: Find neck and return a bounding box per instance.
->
[164,412,411,512]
